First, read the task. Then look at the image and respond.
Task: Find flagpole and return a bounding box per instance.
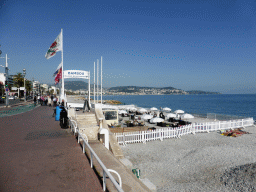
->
[101,56,102,104]
[94,62,95,104]
[61,28,65,105]
[88,71,90,108]
[97,59,99,104]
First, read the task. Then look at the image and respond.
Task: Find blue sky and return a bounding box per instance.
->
[1,0,256,94]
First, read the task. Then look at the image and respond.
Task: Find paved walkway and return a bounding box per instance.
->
[0,105,103,192]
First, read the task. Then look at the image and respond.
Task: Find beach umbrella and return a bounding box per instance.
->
[166,113,177,118]
[162,107,171,112]
[150,117,164,123]
[174,110,185,114]
[128,107,137,112]
[118,110,127,115]
[181,114,194,119]
[150,107,158,111]
[141,114,153,120]
[102,105,118,110]
[138,108,147,113]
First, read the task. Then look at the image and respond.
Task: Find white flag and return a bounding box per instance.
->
[45,31,62,59]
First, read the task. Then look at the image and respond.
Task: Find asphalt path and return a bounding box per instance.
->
[0,105,103,192]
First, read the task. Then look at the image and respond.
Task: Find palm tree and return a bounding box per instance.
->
[25,80,32,96]
[13,73,24,88]
[13,73,26,98]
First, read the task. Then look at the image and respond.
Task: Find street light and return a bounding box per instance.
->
[0,54,9,107]
[23,68,26,102]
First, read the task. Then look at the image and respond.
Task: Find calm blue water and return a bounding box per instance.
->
[101,94,256,120]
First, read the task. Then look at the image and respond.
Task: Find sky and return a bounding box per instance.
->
[1,0,256,94]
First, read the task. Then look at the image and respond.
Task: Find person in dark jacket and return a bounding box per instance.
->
[34,96,37,106]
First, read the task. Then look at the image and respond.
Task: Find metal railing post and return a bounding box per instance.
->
[103,170,106,191]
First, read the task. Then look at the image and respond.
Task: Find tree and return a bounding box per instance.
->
[25,80,32,95]
[41,87,45,95]
[49,89,54,95]
[0,81,3,96]
[13,73,24,88]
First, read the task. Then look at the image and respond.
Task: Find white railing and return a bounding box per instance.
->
[68,118,124,192]
[114,118,254,145]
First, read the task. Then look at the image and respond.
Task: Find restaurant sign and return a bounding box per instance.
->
[64,70,89,79]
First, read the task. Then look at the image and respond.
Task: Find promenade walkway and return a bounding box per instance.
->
[0,105,103,192]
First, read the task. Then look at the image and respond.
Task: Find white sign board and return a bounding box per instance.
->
[20,87,25,90]
[11,87,17,90]
[64,70,89,79]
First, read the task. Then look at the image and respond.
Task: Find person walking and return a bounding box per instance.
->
[53,96,57,107]
[51,95,54,106]
[34,96,37,106]
[37,95,40,104]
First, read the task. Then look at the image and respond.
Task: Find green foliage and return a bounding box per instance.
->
[13,73,24,88]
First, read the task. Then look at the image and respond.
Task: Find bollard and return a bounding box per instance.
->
[132,168,140,179]
[136,168,140,179]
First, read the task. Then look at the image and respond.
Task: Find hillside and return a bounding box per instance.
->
[58,81,220,94]
[186,90,221,94]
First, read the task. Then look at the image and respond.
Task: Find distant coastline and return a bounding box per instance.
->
[63,81,222,95]
[103,93,221,96]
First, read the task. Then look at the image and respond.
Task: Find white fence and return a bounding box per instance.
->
[114,118,254,145]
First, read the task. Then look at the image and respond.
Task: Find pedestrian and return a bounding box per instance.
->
[51,95,54,106]
[61,99,64,106]
[53,96,57,107]
[41,96,44,106]
[34,96,37,106]
[45,96,48,106]
[37,95,40,104]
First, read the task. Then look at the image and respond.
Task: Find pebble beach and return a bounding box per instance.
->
[121,125,256,191]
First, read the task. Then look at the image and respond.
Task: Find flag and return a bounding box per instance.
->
[54,67,62,85]
[45,31,62,59]
[53,62,62,77]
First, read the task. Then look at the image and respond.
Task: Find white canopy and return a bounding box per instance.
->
[118,110,127,115]
[150,117,164,123]
[162,107,171,112]
[138,108,147,113]
[166,113,177,118]
[150,107,158,111]
[102,105,119,110]
[141,114,153,120]
[174,110,185,114]
[128,107,137,112]
[181,114,194,119]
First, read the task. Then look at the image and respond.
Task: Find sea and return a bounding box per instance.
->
[101,94,256,120]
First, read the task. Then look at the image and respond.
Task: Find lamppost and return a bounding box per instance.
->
[23,68,26,102]
[32,78,34,99]
[0,54,9,107]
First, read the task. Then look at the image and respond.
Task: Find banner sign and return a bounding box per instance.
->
[64,70,89,79]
